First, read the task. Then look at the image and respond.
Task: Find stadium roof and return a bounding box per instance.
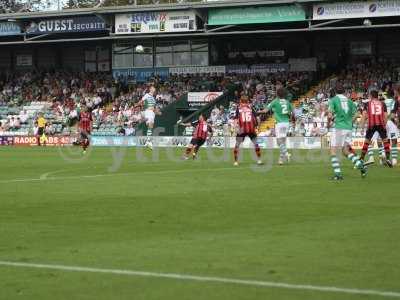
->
[0,0,319,20]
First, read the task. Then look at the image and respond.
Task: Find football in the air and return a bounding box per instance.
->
[135,45,144,53]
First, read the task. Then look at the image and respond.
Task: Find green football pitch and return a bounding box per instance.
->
[1,146,399,300]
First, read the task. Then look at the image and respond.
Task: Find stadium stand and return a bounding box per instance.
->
[0,71,228,137]
[0,59,398,139]
[0,61,398,136]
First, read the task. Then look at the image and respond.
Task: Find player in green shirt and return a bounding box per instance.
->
[139,86,157,149]
[259,88,293,165]
[327,85,366,180]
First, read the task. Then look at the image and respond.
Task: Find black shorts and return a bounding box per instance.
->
[365,125,387,140]
[37,127,44,136]
[236,132,257,142]
[81,131,91,140]
[190,138,206,148]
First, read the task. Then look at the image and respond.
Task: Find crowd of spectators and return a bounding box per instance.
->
[2,61,396,139]
[183,71,314,137]
[182,60,399,138]
[0,71,229,136]
[290,59,399,137]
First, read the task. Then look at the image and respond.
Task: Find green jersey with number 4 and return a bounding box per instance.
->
[328,94,357,130]
[267,98,293,123]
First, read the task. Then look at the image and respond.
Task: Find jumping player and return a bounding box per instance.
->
[360,90,392,167]
[79,106,92,154]
[140,86,157,149]
[181,114,213,160]
[233,96,262,166]
[259,87,293,165]
[327,85,366,180]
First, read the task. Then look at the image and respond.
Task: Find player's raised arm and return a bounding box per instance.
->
[382,102,388,124]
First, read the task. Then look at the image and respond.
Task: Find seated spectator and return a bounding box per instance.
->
[19,110,29,124]
[14,117,21,130]
[310,122,320,137]
[295,122,306,137]
[46,122,56,135]
[125,123,135,136]
[9,117,17,130]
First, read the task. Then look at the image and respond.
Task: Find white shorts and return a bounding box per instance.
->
[143,109,155,125]
[330,129,352,148]
[386,120,399,139]
[275,122,289,139]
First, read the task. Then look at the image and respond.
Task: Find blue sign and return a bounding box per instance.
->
[112,67,169,82]
[0,22,21,36]
[26,16,106,34]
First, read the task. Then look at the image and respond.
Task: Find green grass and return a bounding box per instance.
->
[0,146,399,300]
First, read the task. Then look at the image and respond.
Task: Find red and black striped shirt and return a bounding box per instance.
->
[193,120,212,140]
[79,111,92,133]
[364,100,387,128]
[235,104,257,134]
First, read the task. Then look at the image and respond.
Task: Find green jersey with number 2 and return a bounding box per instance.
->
[328,94,357,130]
[267,98,293,123]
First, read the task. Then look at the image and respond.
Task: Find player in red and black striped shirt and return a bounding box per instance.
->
[181,114,213,160]
[360,90,392,167]
[79,107,93,154]
[233,96,262,166]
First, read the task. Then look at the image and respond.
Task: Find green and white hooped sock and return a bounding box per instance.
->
[279,143,287,158]
[392,145,398,160]
[347,153,362,168]
[367,145,374,158]
[379,146,384,158]
[331,155,342,176]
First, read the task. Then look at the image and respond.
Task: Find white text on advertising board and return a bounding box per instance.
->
[115,11,196,34]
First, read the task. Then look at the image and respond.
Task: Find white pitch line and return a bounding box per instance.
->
[39,169,66,180]
[0,261,399,298]
[0,166,243,184]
